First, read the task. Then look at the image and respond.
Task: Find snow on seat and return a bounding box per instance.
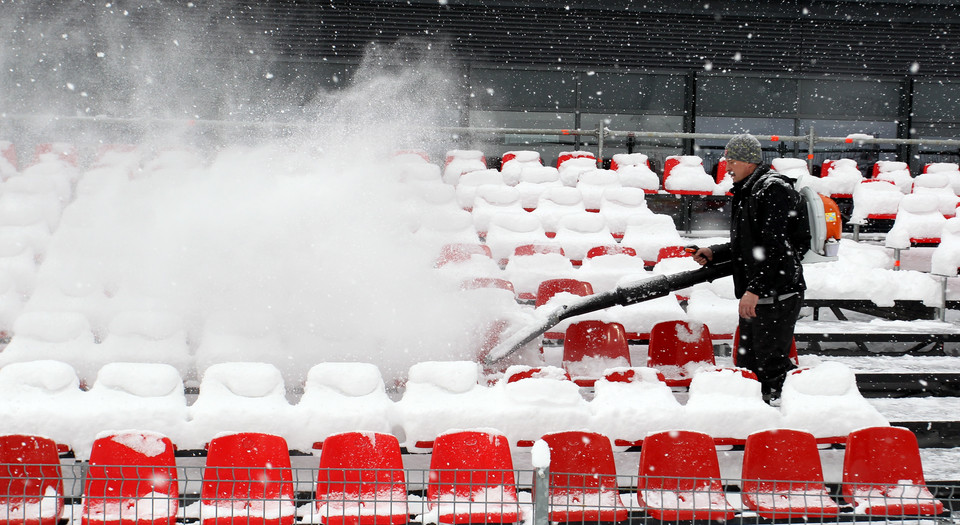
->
[453,169,502,210]
[434,243,501,281]
[292,363,393,452]
[0,360,85,448]
[0,434,64,525]
[558,157,598,187]
[530,186,586,237]
[394,153,442,184]
[912,171,959,216]
[502,245,575,302]
[499,150,542,186]
[0,231,38,296]
[394,361,490,451]
[561,321,631,387]
[33,143,78,168]
[551,212,615,265]
[620,213,684,266]
[596,274,687,342]
[611,153,659,193]
[923,161,960,194]
[577,245,648,293]
[490,366,590,444]
[186,362,293,450]
[849,179,902,227]
[93,144,142,170]
[575,169,621,211]
[715,158,733,194]
[470,184,525,237]
[442,149,486,185]
[662,155,715,195]
[81,431,179,525]
[637,430,735,521]
[588,367,680,446]
[484,213,550,264]
[683,368,781,441]
[684,288,738,343]
[314,431,408,525]
[199,432,296,525]
[539,431,630,523]
[1,177,68,229]
[427,429,520,524]
[884,192,946,250]
[194,311,290,381]
[646,320,716,387]
[514,166,562,211]
[779,362,888,442]
[772,157,811,181]
[94,311,191,374]
[651,253,701,300]
[0,312,98,380]
[0,140,17,177]
[413,208,480,249]
[842,426,945,517]
[598,187,652,239]
[932,217,960,276]
[82,363,188,458]
[740,429,839,519]
[0,198,54,258]
[874,160,914,193]
[406,182,460,214]
[534,278,593,340]
[805,158,863,198]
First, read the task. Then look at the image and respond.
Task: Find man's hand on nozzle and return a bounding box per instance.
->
[693,247,713,266]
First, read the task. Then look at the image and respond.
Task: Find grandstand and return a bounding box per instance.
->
[3,0,960,524]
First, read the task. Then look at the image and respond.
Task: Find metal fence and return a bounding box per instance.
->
[3,463,957,525]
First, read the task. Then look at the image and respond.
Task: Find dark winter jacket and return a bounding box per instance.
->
[709,164,807,299]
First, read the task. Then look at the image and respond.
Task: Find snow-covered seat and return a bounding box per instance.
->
[780,362,888,442]
[531,186,587,237]
[715,158,734,194]
[499,150,542,186]
[0,232,38,296]
[489,365,591,444]
[575,169,621,211]
[0,360,86,449]
[81,363,189,458]
[0,140,17,177]
[557,156,597,187]
[884,192,947,252]
[552,212,616,265]
[0,198,53,258]
[597,274,687,341]
[812,158,864,198]
[413,208,480,248]
[849,179,903,229]
[874,160,914,193]
[772,157,811,181]
[194,311,287,380]
[394,360,490,451]
[96,311,191,372]
[0,311,99,380]
[683,368,781,441]
[662,155,715,195]
[454,169,504,209]
[912,171,959,216]
[2,175,68,227]
[0,273,23,339]
[924,162,960,194]
[611,153,660,193]
[514,166,563,210]
[406,179,461,213]
[471,184,526,236]
[484,213,550,264]
[598,187,652,239]
[588,367,680,445]
[931,217,960,276]
[33,143,78,167]
[443,149,486,185]
[290,362,394,451]
[556,151,596,169]
[620,213,684,266]
[186,362,293,449]
[577,245,649,293]
[502,246,576,302]
[684,288,738,342]
[394,152,442,183]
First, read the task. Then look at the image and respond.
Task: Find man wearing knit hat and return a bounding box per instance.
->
[693,133,809,403]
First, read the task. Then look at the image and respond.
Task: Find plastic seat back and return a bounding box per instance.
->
[741,429,838,519]
[316,432,407,525]
[637,430,734,521]
[541,431,628,523]
[427,430,519,523]
[647,320,716,386]
[0,435,63,525]
[200,433,295,525]
[842,426,944,516]
[562,321,631,386]
[82,431,179,525]
[535,278,593,308]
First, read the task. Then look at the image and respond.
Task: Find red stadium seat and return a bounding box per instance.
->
[315,432,408,525]
[585,245,636,258]
[562,320,631,386]
[33,143,78,166]
[460,277,515,294]
[0,435,64,525]
[506,367,572,383]
[0,142,17,171]
[715,158,727,183]
[556,151,596,168]
[427,430,519,524]
[741,429,839,519]
[436,243,492,267]
[200,433,296,525]
[514,243,564,259]
[842,426,944,516]
[540,431,629,523]
[647,320,716,387]
[655,245,692,262]
[82,431,179,525]
[637,430,735,521]
[535,278,593,308]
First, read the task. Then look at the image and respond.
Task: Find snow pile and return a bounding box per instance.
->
[515,166,563,209]
[849,180,902,224]
[931,217,960,276]
[807,158,863,196]
[558,157,598,186]
[912,172,959,216]
[576,169,621,210]
[685,369,781,438]
[925,162,960,194]
[772,158,810,180]
[875,161,914,193]
[500,150,542,185]
[780,362,888,438]
[589,367,681,443]
[885,193,947,249]
[443,150,486,185]
[612,153,660,192]
[664,156,715,194]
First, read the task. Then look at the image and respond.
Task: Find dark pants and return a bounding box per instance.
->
[736,292,803,397]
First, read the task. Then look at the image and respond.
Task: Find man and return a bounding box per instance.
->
[693,134,808,402]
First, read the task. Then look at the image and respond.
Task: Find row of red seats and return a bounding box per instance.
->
[1,426,943,525]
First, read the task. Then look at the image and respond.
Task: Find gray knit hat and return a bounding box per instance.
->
[724,134,763,164]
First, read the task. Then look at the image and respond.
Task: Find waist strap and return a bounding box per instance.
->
[755,291,800,305]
